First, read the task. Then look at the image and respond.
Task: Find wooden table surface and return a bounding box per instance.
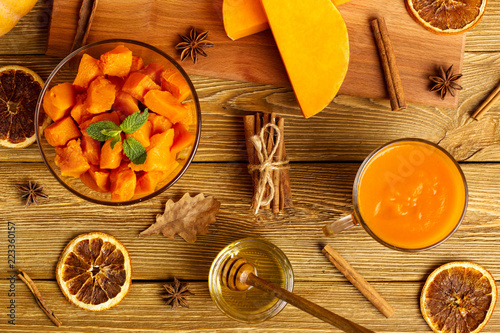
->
[1,1,500,332]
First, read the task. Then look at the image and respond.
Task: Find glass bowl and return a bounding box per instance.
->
[35,39,201,205]
[208,238,294,323]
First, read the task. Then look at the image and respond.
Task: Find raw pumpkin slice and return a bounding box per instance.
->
[56,232,132,311]
[261,0,349,118]
[223,0,351,40]
[0,0,38,37]
[0,65,46,148]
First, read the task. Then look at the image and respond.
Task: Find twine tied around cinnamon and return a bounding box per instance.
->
[248,123,289,214]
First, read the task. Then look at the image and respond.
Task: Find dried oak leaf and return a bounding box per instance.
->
[139,193,220,243]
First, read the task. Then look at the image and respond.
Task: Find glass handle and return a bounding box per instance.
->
[323,214,357,237]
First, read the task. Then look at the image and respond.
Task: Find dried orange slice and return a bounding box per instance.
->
[56,232,132,311]
[0,65,47,148]
[405,0,487,35]
[421,261,497,333]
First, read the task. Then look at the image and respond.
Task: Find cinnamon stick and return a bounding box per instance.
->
[472,81,500,120]
[280,126,293,209]
[18,269,63,327]
[273,116,285,213]
[264,113,277,209]
[322,245,394,318]
[243,115,257,208]
[254,113,263,208]
[371,17,406,111]
[71,0,99,52]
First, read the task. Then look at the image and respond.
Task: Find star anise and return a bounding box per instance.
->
[162,278,194,310]
[175,27,214,64]
[16,181,49,208]
[429,65,463,99]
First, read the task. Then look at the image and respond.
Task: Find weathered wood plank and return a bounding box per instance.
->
[0,0,52,55]
[1,51,500,164]
[1,280,499,332]
[1,162,500,282]
[0,0,498,56]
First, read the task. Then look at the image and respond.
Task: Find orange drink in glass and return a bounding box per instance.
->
[324,139,468,251]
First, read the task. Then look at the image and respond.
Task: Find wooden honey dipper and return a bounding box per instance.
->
[221,257,375,333]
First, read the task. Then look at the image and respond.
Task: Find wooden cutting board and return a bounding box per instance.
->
[46,0,465,109]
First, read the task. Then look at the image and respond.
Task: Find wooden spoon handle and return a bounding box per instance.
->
[246,273,375,333]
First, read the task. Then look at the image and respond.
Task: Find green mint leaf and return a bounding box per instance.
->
[110,134,122,150]
[121,109,149,134]
[101,128,122,137]
[123,137,147,165]
[86,121,121,142]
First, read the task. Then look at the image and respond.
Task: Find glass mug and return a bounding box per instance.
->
[323,138,468,251]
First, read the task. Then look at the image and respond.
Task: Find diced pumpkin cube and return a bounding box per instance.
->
[85,76,116,114]
[70,93,92,124]
[113,91,140,120]
[130,56,145,72]
[134,165,177,196]
[43,82,77,122]
[73,54,103,91]
[143,90,189,124]
[140,63,165,85]
[129,129,175,172]
[110,163,136,201]
[81,132,101,165]
[89,165,110,192]
[100,138,123,170]
[107,76,125,92]
[126,120,152,148]
[171,122,195,154]
[55,139,90,178]
[44,116,81,147]
[149,113,173,135]
[121,72,160,102]
[80,111,121,131]
[80,164,110,192]
[161,69,191,102]
[99,45,133,78]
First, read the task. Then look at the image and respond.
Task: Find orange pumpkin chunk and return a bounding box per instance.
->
[129,129,175,172]
[126,120,152,148]
[130,56,145,72]
[100,139,123,170]
[110,163,136,201]
[85,76,117,114]
[43,82,77,122]
[122,72,160,102]
[113,91,140,119]
[143,90,189,124]
[44,116,81,147]
[81,132,101,165]
[140,63,165,85]
[73,54,103,91]
[149,113,173,135]
[90,166,110,192]
[70,93,92,124]
[161,69,191,102]
[80,111,120,131]
[100,45,133,78]
[171,122,195,154]
[134,163,177,196]
[55,139,90,178]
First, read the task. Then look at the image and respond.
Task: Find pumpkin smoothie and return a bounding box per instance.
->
[355,140,467,250]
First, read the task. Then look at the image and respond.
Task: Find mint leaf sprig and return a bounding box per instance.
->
[86,109,149,165]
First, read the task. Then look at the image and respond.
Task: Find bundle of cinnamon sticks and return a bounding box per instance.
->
[243,113,292,213]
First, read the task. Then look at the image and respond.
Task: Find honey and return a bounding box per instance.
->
[209,238,293,323]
